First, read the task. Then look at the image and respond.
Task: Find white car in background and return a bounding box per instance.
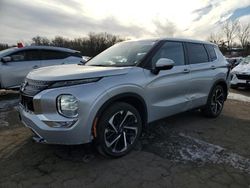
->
[231,56,250,89]
[0,46,86,89]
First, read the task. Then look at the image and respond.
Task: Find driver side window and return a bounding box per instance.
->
[152,41,185,66]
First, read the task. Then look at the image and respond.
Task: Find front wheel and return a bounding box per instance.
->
[202,85,225,118]
[95,102,142,157]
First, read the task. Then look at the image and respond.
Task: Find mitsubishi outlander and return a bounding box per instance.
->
[18,38,230,157]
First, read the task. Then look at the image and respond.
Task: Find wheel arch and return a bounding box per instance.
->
[210,79,228,100]
[92,92,148,138]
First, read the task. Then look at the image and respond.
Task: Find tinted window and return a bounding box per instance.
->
[205,44,217,61]
[71,52,82,58]
[152,41,185,66]
[10,50,40,62]
[40,50,69,60]
[186,43,209,64]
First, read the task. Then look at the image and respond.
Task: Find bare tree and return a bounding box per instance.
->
[222,20,240,49]
[0,43,9,51]
[32,36,50,45]
[51,36,69,47]
[237,23,250,48]
[207,32,223,45]
[2,33,123,56]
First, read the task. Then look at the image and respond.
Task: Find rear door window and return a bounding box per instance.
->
[186,43,209,64]
[205,44,217,61]
[40,50,69,60]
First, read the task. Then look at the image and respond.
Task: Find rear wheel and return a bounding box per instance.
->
[95,102,142,157]
[202,85,225,118]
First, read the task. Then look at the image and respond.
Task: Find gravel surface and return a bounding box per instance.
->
[0,89,250,188]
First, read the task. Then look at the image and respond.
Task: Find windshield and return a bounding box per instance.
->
[86,40,156,67]
[0,48,16,57]
[241,56,250,64]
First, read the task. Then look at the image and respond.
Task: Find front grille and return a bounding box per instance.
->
[20,95,34,111]
[20,79,53,96]
[236,74,250,81]
[20,79,53,112]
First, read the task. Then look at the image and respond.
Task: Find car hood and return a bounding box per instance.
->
[232,63,250,74]
[27,64,132,81]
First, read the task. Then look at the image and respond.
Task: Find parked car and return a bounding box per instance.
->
[18,38,230,157]
[0,46,85,89]
[226,57,243,69]
[231,56,250,89]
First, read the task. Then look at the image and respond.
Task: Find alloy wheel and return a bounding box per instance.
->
[104,110,139,153]
[211,87,224,115]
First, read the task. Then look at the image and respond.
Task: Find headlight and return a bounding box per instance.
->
[57,94,78,118]
[49,77,101,88]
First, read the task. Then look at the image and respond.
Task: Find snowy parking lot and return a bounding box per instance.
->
[0,89,250,188]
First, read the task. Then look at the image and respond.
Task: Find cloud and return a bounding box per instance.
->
[0,0,250,44]
[152,19,178,37]
[0,0,148,44]
[229,5,250,21]
[239,14,250,25]
[184,0,250,39]
[192,4,213,21]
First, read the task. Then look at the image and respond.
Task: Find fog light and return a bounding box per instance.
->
[57,94,78,118]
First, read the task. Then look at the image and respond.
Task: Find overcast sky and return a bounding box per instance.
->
[0,0,250,44]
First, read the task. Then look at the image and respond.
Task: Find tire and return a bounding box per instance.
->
[202,85,225,118]
[95,102,142,157]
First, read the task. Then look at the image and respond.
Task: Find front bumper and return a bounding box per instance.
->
[231,74,250,88]
[18,82,109,145]
[18,105,86,145]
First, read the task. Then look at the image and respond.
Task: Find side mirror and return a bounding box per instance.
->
[152,58,174,74]
[1,56,11,63]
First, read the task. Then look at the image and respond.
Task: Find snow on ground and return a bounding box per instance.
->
[179,133,250,174]
[228,92,250,103]
[142,127,250,174]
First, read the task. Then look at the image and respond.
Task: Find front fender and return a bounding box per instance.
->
[85,84,148,141]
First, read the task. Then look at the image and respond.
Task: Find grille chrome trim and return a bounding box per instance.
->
[20,79,53,113]
[20,79,53,96]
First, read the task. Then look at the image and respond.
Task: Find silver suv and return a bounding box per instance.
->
[0,46,84,89]
[18,38,230,157]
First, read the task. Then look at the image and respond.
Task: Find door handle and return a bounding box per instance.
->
[183,69,190,73]
[211,65,216,69]
[33,65,39,69]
